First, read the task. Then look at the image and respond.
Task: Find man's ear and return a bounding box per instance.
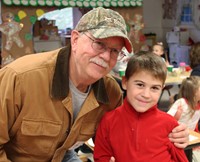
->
[70,30,79,49]
[121,76,127,90]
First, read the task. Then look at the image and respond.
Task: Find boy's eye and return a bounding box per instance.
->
[136,83,144,87]
[152,86,161,91]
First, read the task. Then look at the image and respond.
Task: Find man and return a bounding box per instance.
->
[0,7,188,162]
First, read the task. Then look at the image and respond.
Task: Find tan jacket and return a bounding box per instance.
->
[0,46,123,162]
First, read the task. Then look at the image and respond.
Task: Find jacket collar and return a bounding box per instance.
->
[51,45,109,104]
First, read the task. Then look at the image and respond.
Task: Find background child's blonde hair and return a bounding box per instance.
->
[178,76,200,111]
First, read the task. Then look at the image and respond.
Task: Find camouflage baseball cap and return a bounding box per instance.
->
[75,7,132,53]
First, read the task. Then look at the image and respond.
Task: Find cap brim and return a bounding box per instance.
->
[90,28,133,53]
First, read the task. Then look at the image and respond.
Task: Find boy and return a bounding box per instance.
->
[94,52,188,162]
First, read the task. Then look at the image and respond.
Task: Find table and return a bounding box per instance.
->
[184,130,200,162]
[165,71,191,85]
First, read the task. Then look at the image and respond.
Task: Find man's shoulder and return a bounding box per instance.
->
[103,74,121,88]
[157,108,178,125]
[103,74,123,97]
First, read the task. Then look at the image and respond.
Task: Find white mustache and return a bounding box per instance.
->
[90,57,109,69]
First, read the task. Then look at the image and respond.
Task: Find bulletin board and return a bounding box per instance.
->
[0,3,56,63]
[113,7,144,53]
[0,4,144,64]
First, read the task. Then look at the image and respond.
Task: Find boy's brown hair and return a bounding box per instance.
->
[125,52,167,84]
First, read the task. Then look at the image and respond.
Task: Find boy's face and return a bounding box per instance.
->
[153,45,163,56]
[122,70,164,113]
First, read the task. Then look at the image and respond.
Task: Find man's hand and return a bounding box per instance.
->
[110,157,115,162]
[169,123,189,148]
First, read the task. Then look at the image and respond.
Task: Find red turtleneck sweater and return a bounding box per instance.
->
[94,98,188,162]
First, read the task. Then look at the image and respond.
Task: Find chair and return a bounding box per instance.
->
[160,85,173,99]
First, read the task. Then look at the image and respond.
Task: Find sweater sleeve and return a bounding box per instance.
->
[165,112,189,162]
[165,115,189,162]
[168,142,188,162]
[0,67,21,162]
[93,113,113,162]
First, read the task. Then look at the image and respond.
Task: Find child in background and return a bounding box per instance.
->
[152,42,169,66]
[94,53,188,162]
[167,76,200,130]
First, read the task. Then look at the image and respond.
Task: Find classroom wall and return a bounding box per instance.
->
[143,0,163,42]
[143,0,200,45]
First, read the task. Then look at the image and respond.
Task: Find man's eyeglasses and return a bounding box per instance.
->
[83,33,126,61]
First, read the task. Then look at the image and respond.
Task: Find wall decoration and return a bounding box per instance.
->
[2,54,15,66]
[36,9,45,17]
[29,0,38,6]
[18,10,27,20]
[14,14,20,22]
[1,50,15,67]
[21,0,29,6]
[192,0,200,29]
[25,47,31,54]
[116,7,143,52]
[162,0,177,19]
[0,12,24,50]
[0,4,59,59]
[30,16,37,24]
[171,0,193,26]
[127,14,144,44]
[2,0,143,7]
[25,33,32,40]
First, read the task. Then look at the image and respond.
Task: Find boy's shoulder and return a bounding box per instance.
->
[157,109,178,125]
[103,105,124,121]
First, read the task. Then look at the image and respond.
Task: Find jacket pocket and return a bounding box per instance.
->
[15,119,62,155]
[21,119,61,136]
